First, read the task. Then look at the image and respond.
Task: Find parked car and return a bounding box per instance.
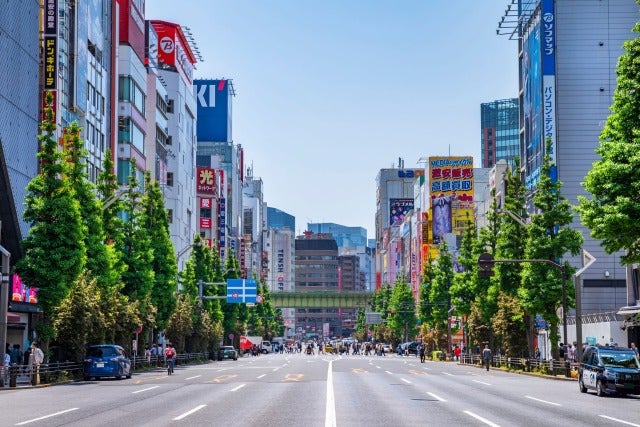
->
[218,346,238,361]
[83,344,131,380]
[579,345,640,396]
[400,342,419,355]
[382,343,393,354]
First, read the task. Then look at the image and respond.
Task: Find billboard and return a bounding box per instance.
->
[429,156,474,244]
[542,0,557,181]
[194,79,232,142]
[390,199,414,226]
[196,167,217,195]
[522,10,543,189]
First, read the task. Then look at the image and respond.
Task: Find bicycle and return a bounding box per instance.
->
[167,358,174,375]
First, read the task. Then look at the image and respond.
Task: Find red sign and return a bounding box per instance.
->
[196,167,217,195]
[200,218,211,229]
[204,238,212,247]
[200,197,213,209]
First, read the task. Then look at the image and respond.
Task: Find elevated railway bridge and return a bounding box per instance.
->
[270,291,374,309]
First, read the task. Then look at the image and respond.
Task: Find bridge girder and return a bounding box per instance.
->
[271,291,373,309]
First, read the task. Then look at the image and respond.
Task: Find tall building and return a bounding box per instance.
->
[267,207,295,231]
[480,98,519,169]
[308,222,373,291]
[374,165,425,288]
[0,1,40,356]
[150,20,199,265]
[242,170,265,279]
[295,233,341,338]
[264,227,295,337]
[499,0,638,343]
[194,79,241,261]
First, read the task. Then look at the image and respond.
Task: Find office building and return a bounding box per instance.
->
[480,98,519,169]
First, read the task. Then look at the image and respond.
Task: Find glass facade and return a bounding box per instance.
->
[480,98,519,169]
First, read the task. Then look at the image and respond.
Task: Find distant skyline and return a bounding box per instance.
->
[146,1,519,237]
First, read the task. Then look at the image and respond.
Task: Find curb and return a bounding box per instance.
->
[461,362,577,381]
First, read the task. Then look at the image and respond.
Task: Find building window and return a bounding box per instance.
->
[118,118,145,155]
[118,75,146,115]
[167,209,173,223]
[167,172,174,187]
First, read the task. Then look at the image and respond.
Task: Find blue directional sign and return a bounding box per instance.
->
[226,279,257,304]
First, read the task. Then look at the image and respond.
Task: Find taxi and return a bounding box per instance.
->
[578,345,640,396]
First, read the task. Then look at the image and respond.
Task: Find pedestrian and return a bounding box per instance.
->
[482,345,492,371]
[30,342,44,385]
[558,343,565,360]
[534,346,541,360]
[454,345,461,361]
[144,345,151,363]
[631,342,638,357]
[10,344,22,366]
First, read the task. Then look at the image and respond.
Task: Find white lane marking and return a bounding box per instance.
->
[442,372,454,376]
[173,404,206,421]
[401,378,412,384]
[132,386,160,394]
[15,408,79,425]
[463,410,501,427]
[257,374,266,379]
[376,366,381,369]
[524,395,561,406]
[273,367,279,372]
[385,370,393,374]
[600,415,640,427]
[472,380,492,386]
[185,375,201,380]
[426,392,446,402]
[325,360,336,427]
[231,383,246,392]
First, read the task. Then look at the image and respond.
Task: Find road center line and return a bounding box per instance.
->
[132,386,160,394]
[401,378,412,384]
[426,392,446,402]
[325,360,336,427]
[600,415,640,427]
[463,410,501,427]
[185,375,201,380]
[472,380,492,386]
[257,374,266,379]
[231,384,246,392]
[15,408,79,425]
[524,395,561,406]
[173,404,206,421]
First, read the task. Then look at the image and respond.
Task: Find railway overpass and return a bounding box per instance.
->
[270,291,374,309]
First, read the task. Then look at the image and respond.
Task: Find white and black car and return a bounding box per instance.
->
[579,345,640,396]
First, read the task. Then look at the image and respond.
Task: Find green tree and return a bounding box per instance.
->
[577,17,640,264]
[64,123,119,291]
[54,273,106,361]
[449,216,478,317]
[519,139,583,357]
[166,294,194,353]
[142,173,177,331]
[15,99,86,347]
[387,275,417,342]
[355,308,367,342]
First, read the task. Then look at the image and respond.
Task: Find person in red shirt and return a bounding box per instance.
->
[454,345,461,361]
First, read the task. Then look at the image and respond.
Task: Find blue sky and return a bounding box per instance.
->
[145,1,519,237]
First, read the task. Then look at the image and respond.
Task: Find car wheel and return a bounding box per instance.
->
[596,380,606,397]
[578,377,587,393]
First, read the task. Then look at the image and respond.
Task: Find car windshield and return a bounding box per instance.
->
[599,351,640,368]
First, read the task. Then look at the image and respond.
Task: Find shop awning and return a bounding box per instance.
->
[7,313,21,323]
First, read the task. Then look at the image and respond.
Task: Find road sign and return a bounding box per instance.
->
[256,294,264,303]
[226,278,257,303]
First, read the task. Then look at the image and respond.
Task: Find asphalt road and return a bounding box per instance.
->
[1,352,639,426]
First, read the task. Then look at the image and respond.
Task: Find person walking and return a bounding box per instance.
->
[482,345,492,371]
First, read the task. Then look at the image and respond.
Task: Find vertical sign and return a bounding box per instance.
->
[219,198,226,258]
[43,0,57,90]
[541,0,557,177]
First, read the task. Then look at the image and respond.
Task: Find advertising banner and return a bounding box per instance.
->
[196,167,217,195]
[541,0,558,173]
[200,197,212,209]
[194,79,232,142]
[200,217,211,229]
[429,156,474,244]
[389,198,414,226]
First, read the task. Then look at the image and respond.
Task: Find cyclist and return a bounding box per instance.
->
[165,344,176,374]
[419,343,426,363]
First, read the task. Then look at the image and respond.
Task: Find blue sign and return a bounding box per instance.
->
[226,279,257,304]
[194,79,232,142]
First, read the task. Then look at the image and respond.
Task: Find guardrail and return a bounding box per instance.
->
[0,351,211,388]
[459,354,575,377]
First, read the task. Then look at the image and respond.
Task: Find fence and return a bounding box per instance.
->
[0,351,211,388]
[459,354,575,377]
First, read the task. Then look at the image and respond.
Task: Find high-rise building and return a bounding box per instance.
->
[267,207,295,232]
[242,171,265,279]
[264,227,295,337]
[295,233,341,338]
[308,222,373,290]
[480,98,519,169]
[374,165,425,288]
[150,20,199,265]
[0,1,40,354]
[499,0,638,343]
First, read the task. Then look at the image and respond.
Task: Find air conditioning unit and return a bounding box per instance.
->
[164,127,169,134]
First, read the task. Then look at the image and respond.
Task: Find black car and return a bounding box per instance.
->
[218,346,238,361]
[579,345,640,396]
[401,342,419,355]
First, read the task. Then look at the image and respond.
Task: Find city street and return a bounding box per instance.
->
[1,352,639,426]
